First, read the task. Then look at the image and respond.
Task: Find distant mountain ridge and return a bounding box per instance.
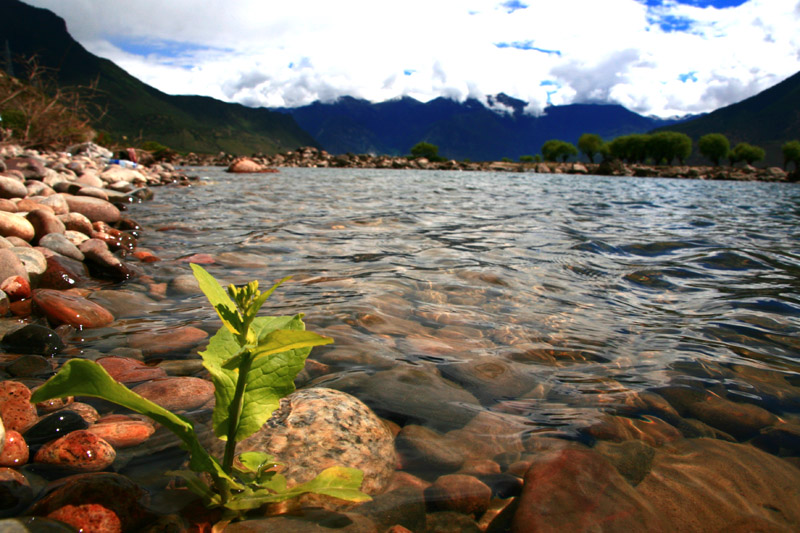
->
[655,70,800,166]
[0,0,316,154]
[273,95,691,161]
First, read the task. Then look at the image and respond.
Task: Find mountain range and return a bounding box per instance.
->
[1,0,797,165]
[273,95,690,161]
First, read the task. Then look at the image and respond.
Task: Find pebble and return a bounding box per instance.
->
[127,326,208,357]
[37,253,90,289]
[0,468,34,517]
[96,356,167,384]
[39,194,70,215]
[0,430,29,467]
[33,430,116,472]
[167,273,201,295]
[59,212,93,235]
[62,403,100,425]
[7,354,54,378]
[1,324,64,356]
[28,472,148,529]
[131,377,214,411]
[11,246,47,278]
[24,411,89,449]
[683,394,778,440]
[0,381,39,433]
[25,209,66,244]
[230,387,396,496]
[86,418,155,449]
[87,289,159,318]
[0,176,28,199]
[0,211,35,241]
[0,199,16,213]
[47,503,122,533]
[38,233,84,261]
[77,238,135,281]
[395,424,466,473]
[33,288,115,328]
[424,474,492,516]
[34,394,73,414]
[0,248,30,284]
[61,194,121,223]
[0,275,31,301]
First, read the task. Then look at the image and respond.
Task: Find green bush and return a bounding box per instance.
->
[541,139,578,162]
[698,133,730,166]
[731,142,765,165]
[782,140,800,171]
[578,133,604,163]
[410,141,445,162]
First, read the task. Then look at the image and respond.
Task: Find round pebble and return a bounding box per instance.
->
[96,356,167,384]
[0,381,39,433]
[131,376,214,411]
[34,430,116,472]
[1,324,64,356]
[0,430,29,467]
[33,289,114,328]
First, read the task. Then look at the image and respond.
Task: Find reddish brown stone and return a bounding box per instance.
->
[511,448,663,532]
[127,326,208,357]
[131,377,214,412]
[96,356,167,384]
[37,254,90,290]
[425,474,492,516]
[1,275,31,301]
[178,253,215,264]
[33,288,114,328]
[0,430,29,467]
[47,503,122,533]
[25,209,66,244]
[133,250,160,262]
[9,298,32,318]
[0,381,39,433]
[86,419,155,449]
[61,194,121,223]
[34,430,116,472]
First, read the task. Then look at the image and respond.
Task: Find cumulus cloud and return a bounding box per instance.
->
[22,0,800,117]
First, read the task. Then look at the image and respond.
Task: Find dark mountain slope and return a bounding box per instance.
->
[0,0,315,154]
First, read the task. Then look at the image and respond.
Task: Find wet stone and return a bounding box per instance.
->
[28,472,148,529]
[1,324,64,356]
[7,355,54,378]
[37,254,90,290]
[167,274,201,295]
[0,430,29,467]
[127,326,208,357]
[96,356,167,385]
[33,430,116,472]
[47,503,122,533]
[438,356,537,405]
[0,468,34,518]
[33,289,114,329]
[62,403,100,425]
[24,411,89,450]
[425,474,492,517]
[77,239,136,282]
[230,387,396,496]
[684,394,778,441]
[131,377,214,412]
[34,395,73,415]
[0,381,38,434]
[59,212,93,236]
[88,290,159,319]
[86,418,155,449]
[395,424,466,473]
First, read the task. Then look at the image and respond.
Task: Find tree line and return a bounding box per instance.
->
[537,133,800,170]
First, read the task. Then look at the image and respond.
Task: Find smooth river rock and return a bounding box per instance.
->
[33,430,116,472]
[230,387,396,496]
[0,381,38,434]
[130,377,214,412]
[0,211,35,242]
[61,194,121,223]
[33,289,114,328]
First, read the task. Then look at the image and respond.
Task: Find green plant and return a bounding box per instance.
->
[410,141,445,162]
[31,264,369,525]
[541,139,578,162]
[731,142,765,165]
[577,133,604,163]
[782,140,800,171]
[519,155,534,163]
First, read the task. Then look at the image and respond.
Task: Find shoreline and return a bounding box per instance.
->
[178,146,799,182]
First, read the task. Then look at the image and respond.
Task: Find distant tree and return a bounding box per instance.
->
[608,134,650,164]
[648,131,692,165]
[731,142,765,165]
[410,141,444,161]
[501,157,512,163]
[519,155,535,163]
[782,140,800,171]
[578,133,604,163]
[698,133,730,166]
[541,139,578,162]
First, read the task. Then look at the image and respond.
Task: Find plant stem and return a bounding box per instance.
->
[222,350,254,474]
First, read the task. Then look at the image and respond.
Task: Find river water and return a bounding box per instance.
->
[111,167,800,525]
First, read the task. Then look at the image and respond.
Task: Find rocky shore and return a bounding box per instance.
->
[181,145,799,182]
[0,142,798,532]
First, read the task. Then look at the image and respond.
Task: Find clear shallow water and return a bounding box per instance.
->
[116,167,800,438]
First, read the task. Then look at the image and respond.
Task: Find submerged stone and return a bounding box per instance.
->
[33,289,114,329]
[24,411,89,450]
[33,430,116,472]
[1,324,64,356]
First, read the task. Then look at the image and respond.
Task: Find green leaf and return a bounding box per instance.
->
[290,466,371,502]
[237,452,277,473]
[202,315,320,442]
[191,263,241,335]
[246,329,333,366]
[29,359,231,484]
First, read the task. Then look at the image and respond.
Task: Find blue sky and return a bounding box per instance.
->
[25,0,800,117]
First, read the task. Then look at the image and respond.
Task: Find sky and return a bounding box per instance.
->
[24,0,800,118]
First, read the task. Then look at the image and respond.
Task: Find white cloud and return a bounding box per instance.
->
[23,0,800,117]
